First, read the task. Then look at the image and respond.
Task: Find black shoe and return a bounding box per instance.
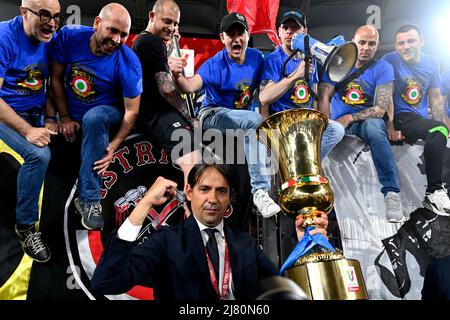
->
[74,197,104,230]
[15,224,51,263]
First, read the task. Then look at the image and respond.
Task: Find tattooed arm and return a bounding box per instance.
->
[429,88,446,123]
[155,71,195,124]
[317,82,335,119]
[336,83,392,128]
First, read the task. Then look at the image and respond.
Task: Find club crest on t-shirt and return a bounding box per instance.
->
[290,79,310,105]
[16,65,45,94]
[401,78,422,107]
[234,81,253,109]
[69,66,96,100]
[342,81,368,106]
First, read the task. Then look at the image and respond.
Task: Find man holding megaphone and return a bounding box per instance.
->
[318,25,405,223]
[259,8,345,161]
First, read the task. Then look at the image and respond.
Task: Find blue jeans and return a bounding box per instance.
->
[200,107,270,194]
[0,113,51,225]
[321,120,345,160]
[78,105,122,203]
[346,119,400,195]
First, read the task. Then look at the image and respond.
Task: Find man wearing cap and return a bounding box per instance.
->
[382,24,450,217]
[318,25,404,223]
[259,8,344,160]
[168,12,281,218]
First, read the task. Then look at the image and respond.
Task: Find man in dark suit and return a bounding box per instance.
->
[91,163,328,300]
[422,255,450,300]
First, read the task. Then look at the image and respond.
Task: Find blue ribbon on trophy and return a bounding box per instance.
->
[279,226,336,275]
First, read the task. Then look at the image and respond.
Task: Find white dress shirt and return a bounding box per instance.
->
[117,216,236,300]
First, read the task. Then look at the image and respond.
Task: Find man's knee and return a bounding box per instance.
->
[327,121,345,142]
[243,112,263,130]
[362,118,387,138]
[28,145,51,165]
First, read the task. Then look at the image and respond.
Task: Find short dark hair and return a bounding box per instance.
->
[395,23,422,40]
[187,163,236,192]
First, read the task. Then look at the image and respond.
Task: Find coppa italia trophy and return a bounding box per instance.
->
[258,109,368,300]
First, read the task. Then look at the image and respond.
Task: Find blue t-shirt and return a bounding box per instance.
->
[51,26,143,121]
[261,46,318,113]
[440,69,450,117]
[322,59,394,120]
[0,16,52,113]
[382,52,440,118]
[197,47,264,110]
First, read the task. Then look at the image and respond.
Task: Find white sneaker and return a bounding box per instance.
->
[253,190,281,218]
[423,189,450,216]
[385,192,405,223]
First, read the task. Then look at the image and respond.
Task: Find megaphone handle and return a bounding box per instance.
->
[282,49,300,78]
[172,35,197,119]
[303,35,319,102]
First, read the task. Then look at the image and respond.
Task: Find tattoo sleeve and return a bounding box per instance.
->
[373,83,393,112]
[351,83,392,122]
[318,82,334,100]
[155,71,193,124]
[429,88,445,122]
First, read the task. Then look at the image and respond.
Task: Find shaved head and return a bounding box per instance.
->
[99,3,131,26]
[21,0,59,10]
[353,25,380,67]
[148,0,180,41]
[354,25,379,42]
[153,0,180,14]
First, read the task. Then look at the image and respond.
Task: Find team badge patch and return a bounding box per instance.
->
[343,82,367,106]
[234,81,253,109]
[17,67,44,92]
[69,67,96,99]
[401,79,422,107]
[291,79,310,105]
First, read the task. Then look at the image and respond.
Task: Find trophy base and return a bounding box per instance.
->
[286,254,368,300]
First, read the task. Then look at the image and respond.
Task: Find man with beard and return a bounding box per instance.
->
[319,25,404,223]
[51,3,142,230]
[131,0,202,195]
[168,12,281,218]
[0,0,60,262]
[383,24,450,217]
[259,8,344,160]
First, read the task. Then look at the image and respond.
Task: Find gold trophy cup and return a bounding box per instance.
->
[258,108,368,300]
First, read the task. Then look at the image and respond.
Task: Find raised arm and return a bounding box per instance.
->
[155,70,197,124]
[168,56,203,93]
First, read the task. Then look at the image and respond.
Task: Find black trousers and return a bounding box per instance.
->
[394,112,448,193]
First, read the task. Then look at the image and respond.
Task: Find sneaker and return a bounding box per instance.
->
[74,197,104,230]
[15,224,51,263]
[253,189,281,218]
[423,189,450,216]
[385,192,405,223]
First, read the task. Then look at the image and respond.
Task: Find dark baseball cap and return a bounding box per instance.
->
[220,12,249,33]
[279,8,307,28]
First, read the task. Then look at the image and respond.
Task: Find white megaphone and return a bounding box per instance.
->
[291,33,357,83]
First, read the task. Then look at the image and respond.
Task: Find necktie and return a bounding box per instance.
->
[204,228,219,281]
